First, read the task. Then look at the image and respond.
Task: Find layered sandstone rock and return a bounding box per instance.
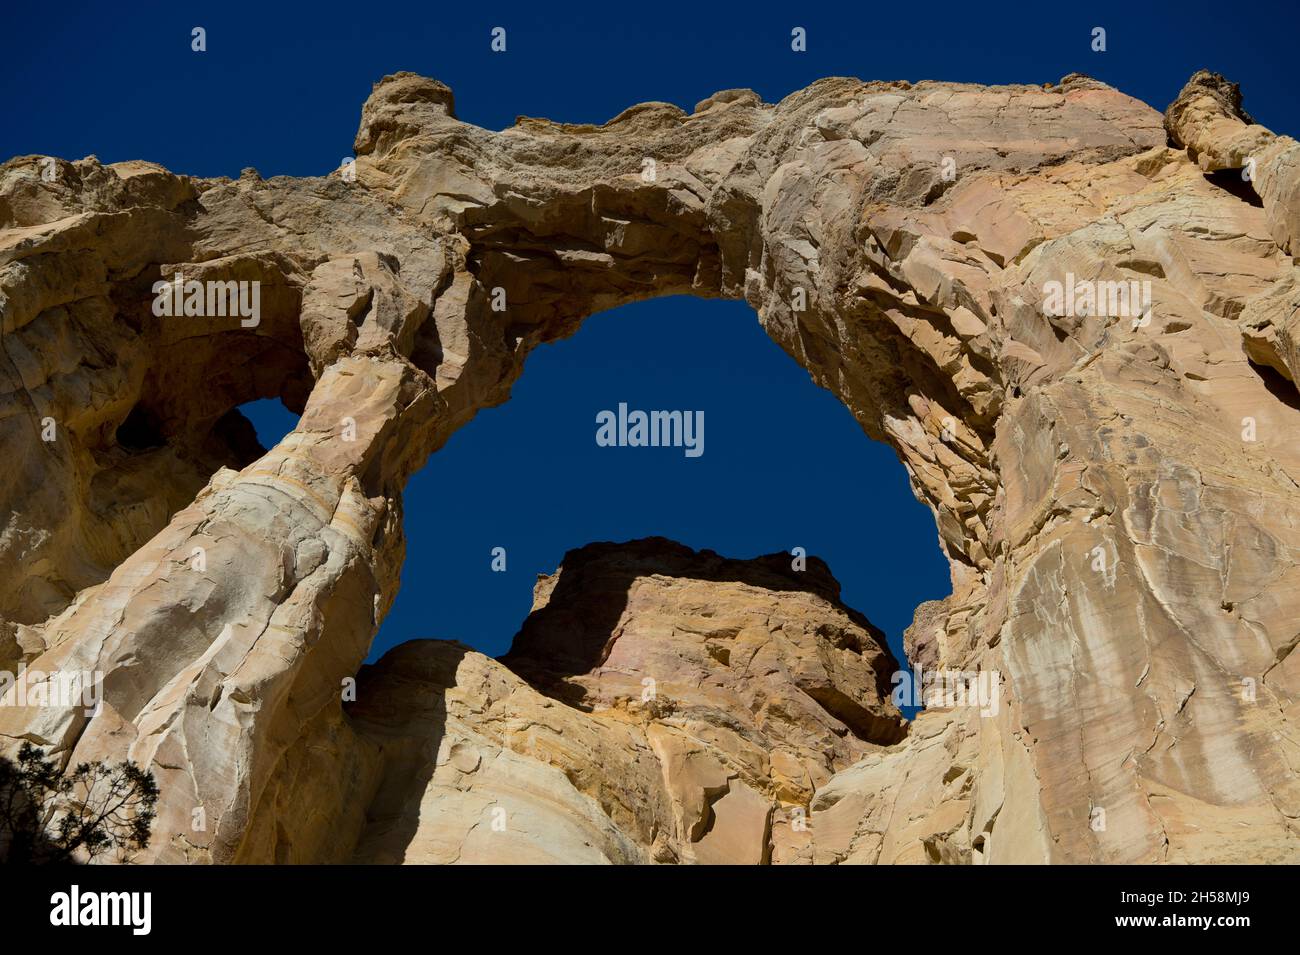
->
[1,67,1299,863]
[328,539,903,865]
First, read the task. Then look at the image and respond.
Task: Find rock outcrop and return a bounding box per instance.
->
[328,539,902,865]
[2,68,1299,863]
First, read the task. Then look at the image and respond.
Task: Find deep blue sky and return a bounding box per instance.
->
[4,1,1292,671]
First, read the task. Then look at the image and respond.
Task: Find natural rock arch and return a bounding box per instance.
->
[1,69,1298,862]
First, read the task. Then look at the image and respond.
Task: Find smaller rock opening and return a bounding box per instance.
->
[115,404,167,452]
[236,397,301,453]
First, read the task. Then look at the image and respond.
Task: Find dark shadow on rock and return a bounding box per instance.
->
[1247,357,1300,411]
[0,752,79,865]
[1203,168,1265,208]
[342,640,467,864]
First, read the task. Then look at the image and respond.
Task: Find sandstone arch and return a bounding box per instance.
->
[1,68,1299,862]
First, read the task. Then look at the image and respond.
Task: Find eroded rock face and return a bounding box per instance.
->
[324,539,902,865]
[1,68,1299,863]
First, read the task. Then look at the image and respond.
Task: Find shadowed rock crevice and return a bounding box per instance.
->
[1203,168,1266,207]
[1246,357,1300,411]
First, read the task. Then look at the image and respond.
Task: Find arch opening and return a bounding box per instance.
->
[373,294,952,720]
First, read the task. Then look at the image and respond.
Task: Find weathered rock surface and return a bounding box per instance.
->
[2,68,1299,863]
[316,539,901,865]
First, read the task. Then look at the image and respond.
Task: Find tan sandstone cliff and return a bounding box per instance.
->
[1,68,1299,863]
[336,538,904,865]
